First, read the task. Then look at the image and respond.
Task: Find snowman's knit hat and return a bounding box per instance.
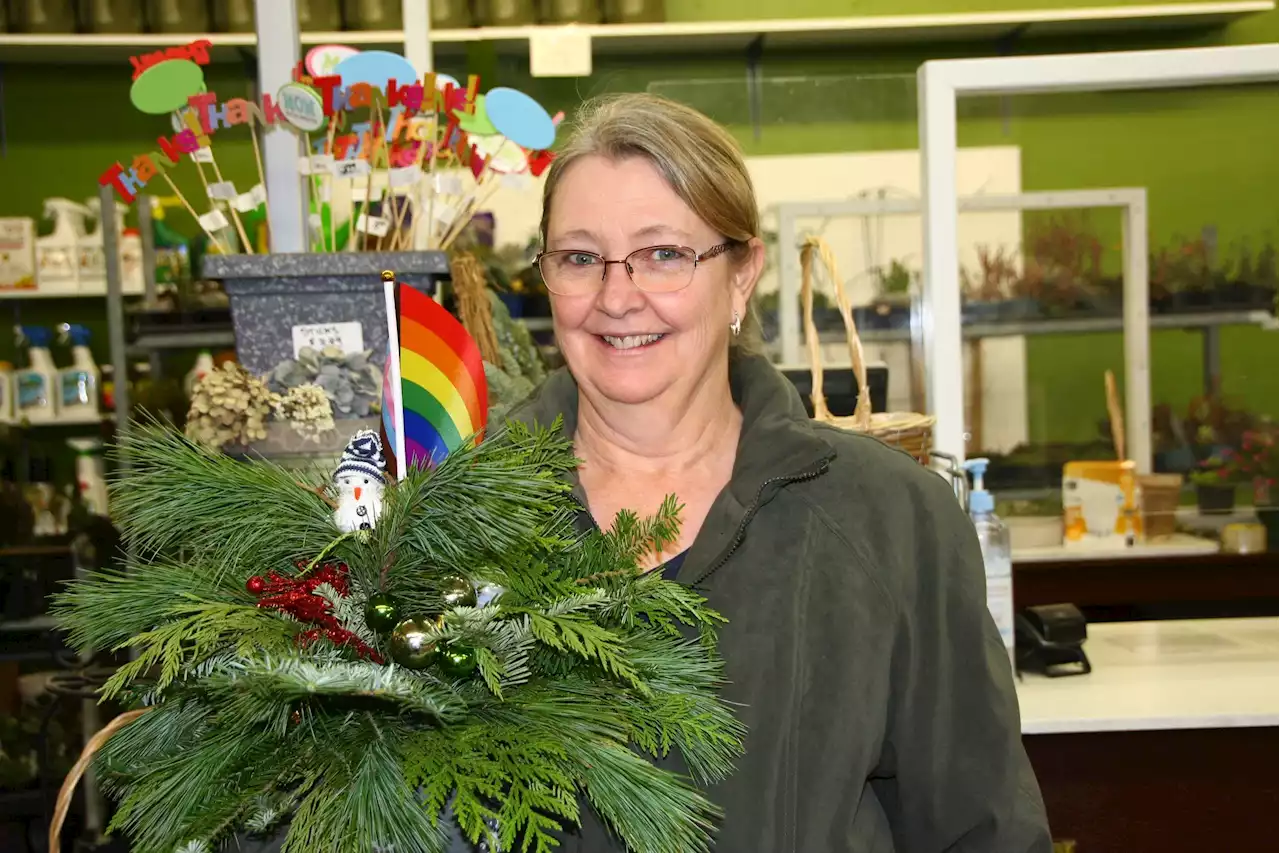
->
[335,429,386,482]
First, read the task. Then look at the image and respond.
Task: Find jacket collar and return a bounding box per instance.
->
[510,353,836,513]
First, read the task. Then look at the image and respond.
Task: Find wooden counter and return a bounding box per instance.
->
[1018,618,1278,852]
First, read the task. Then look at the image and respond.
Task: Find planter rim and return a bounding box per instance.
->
[203,251,450,280]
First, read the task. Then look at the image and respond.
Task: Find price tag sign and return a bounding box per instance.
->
[499,172,533,190]
[291,321,364,357]
[433,174,463,195]
[232,183,268,212]
[309,154,335,174]
[355,214,391,237]
[207,180,238,200]
[197,209,229,232]
[389,166,421,188]
[191,147,215,163]
[431,201,459,225]
[333,159,371,179]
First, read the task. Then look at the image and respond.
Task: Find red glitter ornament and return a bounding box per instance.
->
[245,576,266,594]
[248,561,383,664]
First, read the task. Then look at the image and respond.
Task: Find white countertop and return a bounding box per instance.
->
[1017,617,1279,735]
[1013,532,1220,563]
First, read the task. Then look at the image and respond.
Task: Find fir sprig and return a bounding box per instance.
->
[99,600,295,700]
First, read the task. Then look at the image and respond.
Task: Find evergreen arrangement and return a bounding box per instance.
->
[53,420,743,853]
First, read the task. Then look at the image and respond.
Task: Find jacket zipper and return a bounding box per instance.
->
[691,460,831,587]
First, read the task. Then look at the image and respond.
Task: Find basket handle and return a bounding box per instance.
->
[799,236,872,430]
[49,708,149,852]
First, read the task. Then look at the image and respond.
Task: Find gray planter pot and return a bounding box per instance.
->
[203,252,450,377]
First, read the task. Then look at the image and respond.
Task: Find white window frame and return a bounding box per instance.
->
[918,44,1280,472]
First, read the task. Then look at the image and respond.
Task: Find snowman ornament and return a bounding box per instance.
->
[332,430,387,533]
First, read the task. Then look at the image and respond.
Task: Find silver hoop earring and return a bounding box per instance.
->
[730,311,742,336]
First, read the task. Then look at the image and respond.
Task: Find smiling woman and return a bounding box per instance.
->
[510,92,1051,853]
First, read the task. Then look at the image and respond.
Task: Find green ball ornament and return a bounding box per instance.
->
[439,574,477,610]
[388,618,441,670]
[364,593,401,634]
[438,642,478,679]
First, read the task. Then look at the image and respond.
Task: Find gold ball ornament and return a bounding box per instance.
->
[439,574,477,610]
[388,617,441,670]
[438,642,478,679]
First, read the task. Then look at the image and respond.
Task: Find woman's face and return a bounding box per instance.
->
[544,155,762,408]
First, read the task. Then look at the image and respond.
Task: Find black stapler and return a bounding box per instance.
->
[1015,603,1091,678]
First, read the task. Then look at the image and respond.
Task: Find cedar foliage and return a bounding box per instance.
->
[54,420,743,853]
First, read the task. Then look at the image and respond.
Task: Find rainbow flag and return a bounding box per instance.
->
[382,274,488,477]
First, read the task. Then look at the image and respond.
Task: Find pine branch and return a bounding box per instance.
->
[284,719,447,853]
[103,712,290,853]
[383,423,579,577]
[109,423,337,580]
[570,738,720,853]
[52,560,248,655]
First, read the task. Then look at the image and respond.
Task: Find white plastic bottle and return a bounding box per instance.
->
[0,360,13,424]
[36,198,90,293]
[57,323,101,422]
[78,197,107,293]
[68,437,110,518]
[964,457,1014,670]
[14,325,59,423]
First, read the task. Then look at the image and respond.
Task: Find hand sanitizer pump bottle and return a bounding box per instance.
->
[964,458,1014,670]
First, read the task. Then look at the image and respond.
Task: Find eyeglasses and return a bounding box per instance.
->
[535,242,738,296]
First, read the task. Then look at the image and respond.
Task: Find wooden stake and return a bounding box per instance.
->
[325,116,339,254]
[164,172,231,255]
[249,122,271,251]
[389,122,432,250]
[204,152,254,254]
[439,182,500,251]
[353,101,384,253]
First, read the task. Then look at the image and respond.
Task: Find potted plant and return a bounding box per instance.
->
[961,245,1017,324]
[1165,235,1214,313]
[1150,247,1175,315]
[1188,454,1241,514]
[859,258,914,331]
[1255,237,1278,313]
[1235,423,1278,549]
[1025,215,1106,318]
[1182,391,1255,462]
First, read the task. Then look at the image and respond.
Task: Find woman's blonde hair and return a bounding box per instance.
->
[539,93,764,354]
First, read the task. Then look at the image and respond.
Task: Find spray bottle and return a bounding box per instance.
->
[57,323,101,421]
[0,360,13,424]
[14,325,59,423]
[78,196,108,292]
[963,457,1014,670]
[67,437,110,518]
[36,198,91,292]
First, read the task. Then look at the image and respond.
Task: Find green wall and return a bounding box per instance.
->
[0,2,1276,447]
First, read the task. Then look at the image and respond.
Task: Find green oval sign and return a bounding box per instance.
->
[278,82,326,133]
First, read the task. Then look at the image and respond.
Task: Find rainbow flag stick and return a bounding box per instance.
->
[381,269,488,480]
[381,271,407,480]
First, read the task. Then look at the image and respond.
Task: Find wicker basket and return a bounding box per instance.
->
[799,236,935,465]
